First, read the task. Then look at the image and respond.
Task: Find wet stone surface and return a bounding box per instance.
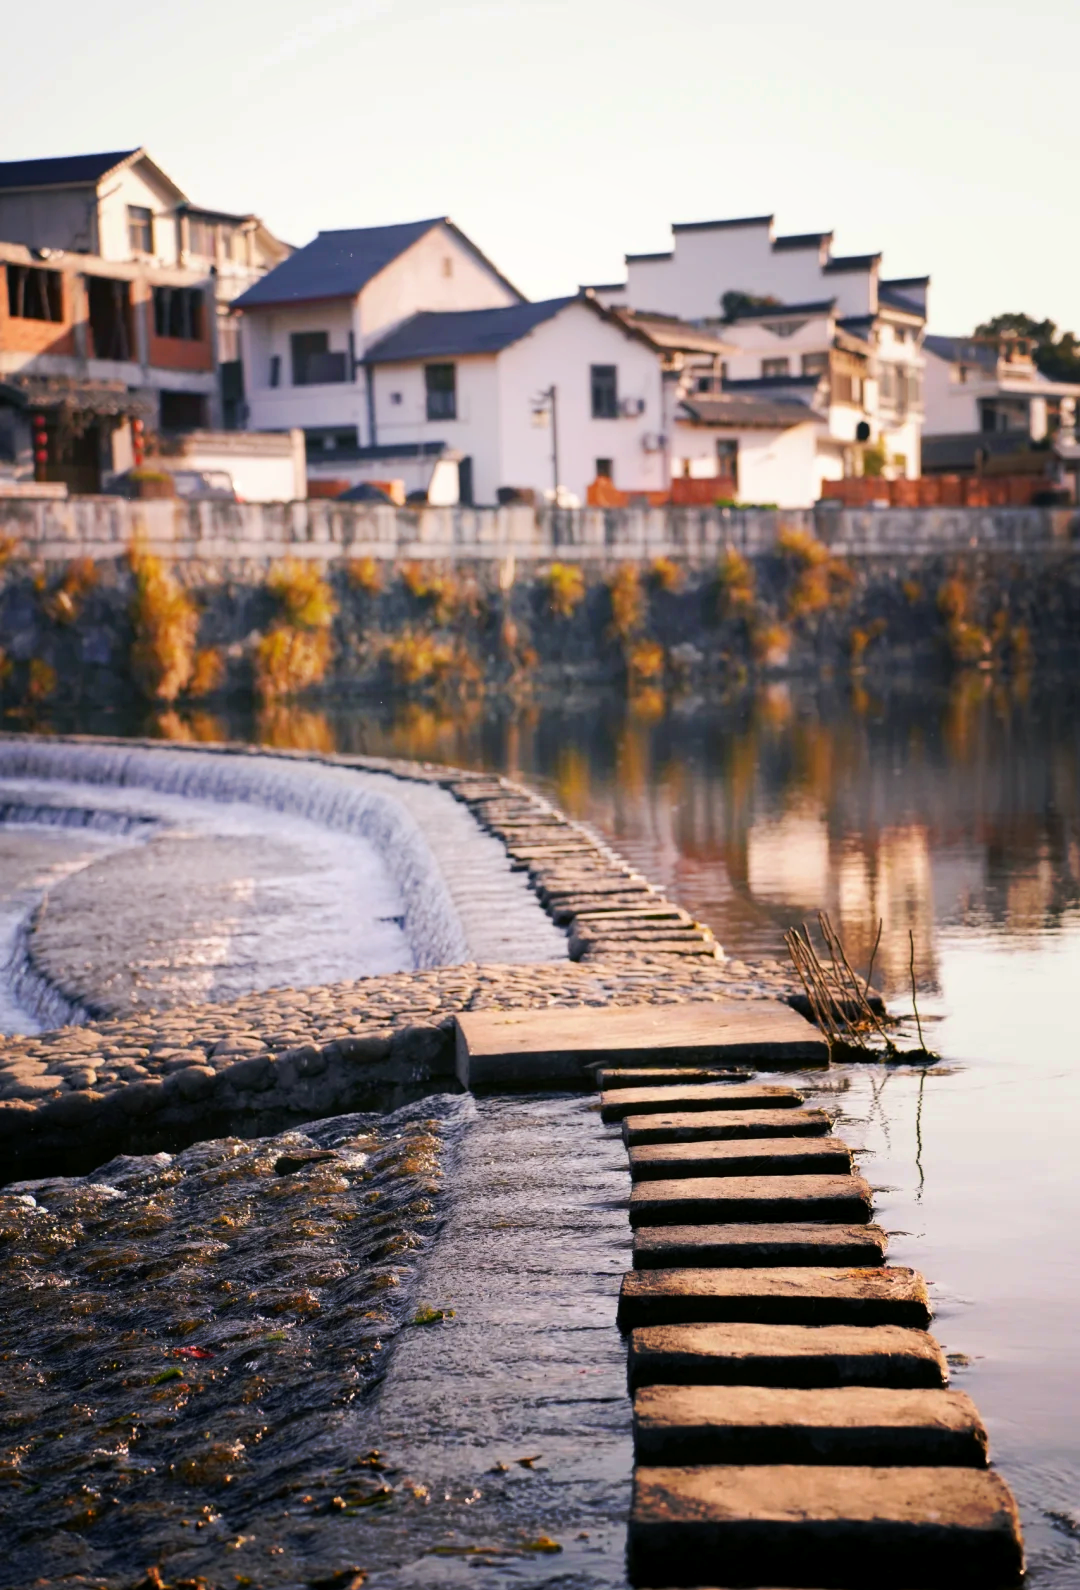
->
[0,1099,466,1590]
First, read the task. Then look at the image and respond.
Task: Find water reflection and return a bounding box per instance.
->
[53,670,1077,997]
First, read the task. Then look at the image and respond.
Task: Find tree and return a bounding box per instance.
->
[974,312,1080,383]
[721,289,782,322]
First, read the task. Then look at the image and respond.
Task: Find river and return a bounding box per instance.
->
[3,671,1079,1585]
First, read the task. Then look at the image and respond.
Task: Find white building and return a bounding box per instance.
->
[238,220,683,504]
[921,333,1080,473]
[586,214,929,486]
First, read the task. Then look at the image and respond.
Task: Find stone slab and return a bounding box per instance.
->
[629,1174,874,1227]
[623,1107,830,1144]
[627,1322,948,1391]
[601,1082,805,1124]
[601,1068,754,1091]
[633,1385,989,1468]
[633,1223,888,1270]
[627,1465,1024,1588]
[628,1137,854,1182]
[456,1000,826,1089]
[617,1266,930,1330]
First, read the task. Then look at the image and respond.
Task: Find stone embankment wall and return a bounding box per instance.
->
[1,495,1077,566]
[2,502,1080,713]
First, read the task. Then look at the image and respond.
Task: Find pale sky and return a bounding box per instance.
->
[4,0,1078,335]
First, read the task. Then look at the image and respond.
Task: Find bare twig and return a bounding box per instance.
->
[909,929,927,1052]
[865,917,883,1001]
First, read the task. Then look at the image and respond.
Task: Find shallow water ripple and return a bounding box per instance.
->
[0,1096,471,1589]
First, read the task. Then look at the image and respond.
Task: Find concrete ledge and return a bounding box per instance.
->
[629,1174,874,1226]
[626,1322,948,1391]
[633,1385,989,1468]
[628,1136,854,1181]
[622,1107,830,1144]
[601,1082,806,1124]
[627,1464,1024,1588]
[632,1222,888,1269]
[617,1266,931,1330]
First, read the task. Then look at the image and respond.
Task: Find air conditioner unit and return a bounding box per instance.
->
[642,432,668,453]
[619,396,646,417]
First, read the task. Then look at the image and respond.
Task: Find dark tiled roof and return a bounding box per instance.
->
[625,251,674,263]
[672,215,774,233]
[722,375,822,391]
[823,253,882,273]
[615,309,731,354]
[878,285,926,318]
[0,150,139,190]
[579,281,627,293]
[726,298,836,321]
[365,298,575,362]
[680,394,820,429]
[772,232,833,251]
[881,276,930,288]
[235,219,523,309]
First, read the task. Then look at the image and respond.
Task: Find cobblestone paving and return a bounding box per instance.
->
[0,742,804,1179]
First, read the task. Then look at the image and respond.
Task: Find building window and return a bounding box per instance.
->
[716,439,739,490]
[595,457,613,479]
[442,256,454,278]
[153,285,204,341]
[801,352,829,377]
[188,218,215,257]
[591,364,618,419]
[291,331,347,385]
[6,264,63,322]
[761,357,790,378]
[86,276,133,361]
[269,355,281,388]
[425,362,457,420]
[128,205,154,255]
[160,391,208,431]
[878,365,898,406]
[390,391,403,405]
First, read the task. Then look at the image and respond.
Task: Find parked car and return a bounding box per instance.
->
[171,470,237,502]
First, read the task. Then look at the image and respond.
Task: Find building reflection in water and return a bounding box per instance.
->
[96,668,1080,996]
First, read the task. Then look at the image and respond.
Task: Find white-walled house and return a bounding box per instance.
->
[586,214,929,481]
[363,295,665,504]
[921,333,1080,472]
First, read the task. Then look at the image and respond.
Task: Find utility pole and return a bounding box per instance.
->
[536,384,559,503]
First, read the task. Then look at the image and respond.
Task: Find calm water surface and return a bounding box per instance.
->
[7,674,1080,1583]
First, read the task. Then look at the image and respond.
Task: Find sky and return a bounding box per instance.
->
[3,0,1078,336]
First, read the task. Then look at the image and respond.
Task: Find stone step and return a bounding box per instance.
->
[623,1107,831,1144]
[575,937,721,961]
[627,1465,1024,1589]
[628,1137,854,1182]
[633,1222,888,1270]
[600,1068,754,1092]
[459,1004,822,1091]
[633,1385,989,1468]
[627,1322,948,1391]
[601,1082,805,1124]
[630,1174,873,1227]
[617,1266,930,1330]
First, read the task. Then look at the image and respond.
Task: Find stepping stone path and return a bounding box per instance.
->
[582,1034,1025,1586]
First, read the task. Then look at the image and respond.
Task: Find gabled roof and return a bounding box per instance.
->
[0,149,141,191]
[234,218,524,310]
[365,292,657,364]
[722,375,823,393]
[672,215,774,234]
[923,334,998,369]
[625,250,674,264]
[679,393,822,430]
[773,232,833,252]
[823,253,882,273]
[878,285,926,319]
[365,297,575,362]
